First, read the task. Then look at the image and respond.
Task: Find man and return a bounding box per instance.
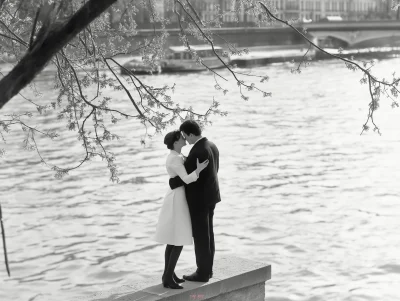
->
[169,120,221,282]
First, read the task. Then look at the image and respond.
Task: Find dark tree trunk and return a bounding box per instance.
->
[0,0,118,110]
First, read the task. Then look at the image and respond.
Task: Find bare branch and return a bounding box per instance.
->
[0,32,24,44]
[0,18,28,47]
[103,56,147,120]
[0,0,119,109]
[292,44,312,74]
[0,203,10,277]
[29,6,41,50]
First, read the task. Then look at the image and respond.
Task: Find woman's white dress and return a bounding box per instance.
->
[153,150,198,246]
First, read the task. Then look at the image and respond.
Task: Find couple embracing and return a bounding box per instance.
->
[154,120,221,289]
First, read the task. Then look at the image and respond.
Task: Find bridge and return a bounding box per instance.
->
[302,21,400,47]
[102,21,400,53]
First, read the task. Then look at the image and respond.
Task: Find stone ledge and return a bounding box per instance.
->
[76,255,271,301]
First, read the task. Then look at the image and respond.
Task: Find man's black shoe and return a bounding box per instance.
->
[183,272,209,282]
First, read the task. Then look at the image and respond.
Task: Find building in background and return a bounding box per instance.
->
[108,0,398,29]
[277,0,398,21]
[109,0,165,29]
[6,0,399,29]
[220,0,398,23]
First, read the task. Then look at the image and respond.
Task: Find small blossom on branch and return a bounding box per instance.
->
[52,166,69,180]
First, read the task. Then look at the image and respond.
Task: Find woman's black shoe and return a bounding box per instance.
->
[163,280,183,289]
[173,273,185,283]
[163,274,184,284]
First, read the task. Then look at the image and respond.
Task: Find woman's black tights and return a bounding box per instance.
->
[163,244,183,286]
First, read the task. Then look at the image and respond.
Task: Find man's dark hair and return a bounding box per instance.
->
[180,120,201,136]
[164,130,181,150]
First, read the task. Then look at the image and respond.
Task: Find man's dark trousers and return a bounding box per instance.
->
[190,204,215,277]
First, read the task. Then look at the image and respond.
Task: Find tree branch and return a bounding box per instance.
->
[0,203,10,277]
[258,1,399,133]
[0,0,118,110]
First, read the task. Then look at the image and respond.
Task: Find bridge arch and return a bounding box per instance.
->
[309,30,400,47]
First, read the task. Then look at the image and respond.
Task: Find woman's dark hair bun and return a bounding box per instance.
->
[164,130,181,150]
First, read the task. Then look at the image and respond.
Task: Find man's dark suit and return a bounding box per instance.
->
[169,137,220,279]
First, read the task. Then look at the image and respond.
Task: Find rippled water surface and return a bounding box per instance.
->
[1,58,400,301]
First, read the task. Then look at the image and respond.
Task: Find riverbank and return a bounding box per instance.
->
[230,45,400,67]
[75,255,271,301]
[315,46,400,60]
[2,44,400,77]
[230,44,314,68]
[113,44,400,73]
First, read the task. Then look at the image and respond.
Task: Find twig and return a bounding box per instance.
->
[292,43,312,73]
[102,56,147,121]
[0,203,10,277]
[29,7,41,50]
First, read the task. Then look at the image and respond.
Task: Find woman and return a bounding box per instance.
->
[154,130,209,289]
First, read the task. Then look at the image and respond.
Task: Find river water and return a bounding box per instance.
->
[1,58,400,301]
